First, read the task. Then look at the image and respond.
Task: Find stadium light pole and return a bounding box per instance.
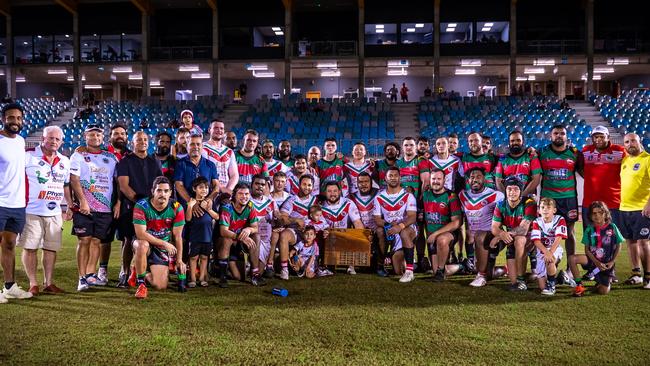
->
[358,0,365,100]
[283,0,293,95]
[1,8,17,100]
[509,0,517,96]
[208,0,220,96]
[585,0,594,100]
[433,0,440,93]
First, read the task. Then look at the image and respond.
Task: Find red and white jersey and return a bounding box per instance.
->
[531,215,567,249]
[321,198,361,229]
[202,142,236,188]
[280,194,318,220]
[305,218,329,233]
[25,147,71,216]
[582,143,626,209]
[459,188,504,232]
[271,190,291,209]
[372,188,417,225]
[251,195,275,243]
[264,158,290,178]
[285,170,319,196]
[344,160,373,195]
[349,190,378,229]
[424,154,461,191]
[294,240,319,259]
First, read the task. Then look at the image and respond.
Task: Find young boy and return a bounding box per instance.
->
[570,201,624,297]
[186,177,219,287]
[289,226,319,278]
[304,206,333,277]
[530,198,567,296]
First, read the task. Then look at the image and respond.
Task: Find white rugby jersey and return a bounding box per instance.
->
[372,188,417,224]
[280,194,318,220]
[25,147,71,216]
[251,195,275,243]
[530,215,567,248]
[271,190,291,209]
[285,170,320,196]
[264,158,290,178]
[202,142,236,188]
[321,197,361,229]
[429,154,461,191]
[459,187,504,232]
[344,160,373,195]
[294,240,319,259]
[69,150,118,213]
[349,190,378,229]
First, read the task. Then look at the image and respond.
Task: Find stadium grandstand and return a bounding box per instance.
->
[1,0,650,364]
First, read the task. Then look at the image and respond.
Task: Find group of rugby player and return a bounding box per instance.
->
[1,104,649,302]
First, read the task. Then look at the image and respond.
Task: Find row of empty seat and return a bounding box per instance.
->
[593,89,650,147]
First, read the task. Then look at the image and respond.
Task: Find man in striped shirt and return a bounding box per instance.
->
[235,129,268,186]
[203,120,239,195]
[261,139,290,179]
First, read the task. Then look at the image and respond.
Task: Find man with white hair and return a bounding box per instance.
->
[619,133,650,289]
[19,126,72,295]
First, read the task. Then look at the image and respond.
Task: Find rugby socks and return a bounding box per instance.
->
[281,260,288,269]
[136,273,146,286]
[516,275,526,283]
[99,261,109,270]
[547,274,556,288]
[574,277,582,285]
[465,242,475,261]
[404,247,415,272]
[218,258,228,279]
[644,271,650,284]
[632,267,641,276]
[252,268,260,277]
[4,282,14,290]
[528,252,537,275]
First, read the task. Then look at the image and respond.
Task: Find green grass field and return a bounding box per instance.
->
[1,222,649,365]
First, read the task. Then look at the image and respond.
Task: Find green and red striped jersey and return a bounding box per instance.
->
[538,145,579,199]
[235,151,268,186]
[396,156,422,197]
[316,156,347,193]
[495,152,542,186]
[461,153,496,189]
[132,199,185,242]
[422,190,462,234]
[374,159,395,189]
[493,198,537,230]
[219,202,259,234]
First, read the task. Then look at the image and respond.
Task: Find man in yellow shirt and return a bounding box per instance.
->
[620,133,650,289]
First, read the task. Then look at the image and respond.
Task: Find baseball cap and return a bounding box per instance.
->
[84,124,104,133]
[591,126,609,136]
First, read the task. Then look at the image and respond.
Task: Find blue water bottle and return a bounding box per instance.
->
[272,287,289,297]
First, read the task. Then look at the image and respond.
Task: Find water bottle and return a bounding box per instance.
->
[177,273,187,293]
[272,287,289,297]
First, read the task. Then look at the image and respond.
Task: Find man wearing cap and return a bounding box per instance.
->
[180,109,203,137]
[69,124,119,291]
[582,126,626,229]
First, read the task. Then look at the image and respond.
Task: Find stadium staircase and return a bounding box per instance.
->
[220,103,249,132]
[571,100,623,144]
[392,102,420,139]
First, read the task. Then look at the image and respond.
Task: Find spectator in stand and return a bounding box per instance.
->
[400,83,409,102]
[424,86,432,98]
[389,84,398,102]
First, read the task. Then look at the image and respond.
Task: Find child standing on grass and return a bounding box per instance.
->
[289,226,319,278]
[305,206,334,276]
[570,201,624,297]
[186,177,219,288]
[530,198,567,296]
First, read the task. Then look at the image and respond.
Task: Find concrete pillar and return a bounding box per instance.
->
[141,14,150,97]
[212,7,220,96]
[585,0,594,100]
[113,82,121,101]
[358,3,365,99]
[72,13,83,105]
[509,0,517,95]
[5,15,16,99]
[558,75,566,99]
[433,0,440,93]
[283,4,292,95]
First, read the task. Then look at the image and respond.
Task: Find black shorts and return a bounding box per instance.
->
[427,231,460,255]
[553,197,579,224]
[0,206,26,234]
[72,212,113,241]
[618,211,650,241]
[582,207,624,231]
[582,260,615,287]
[116,210,135,241]
[189,241,212,257]
[148,246,170,267]
[229,242,246,262]
[487,240,516,260]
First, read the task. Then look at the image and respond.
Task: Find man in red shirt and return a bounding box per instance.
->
[581,126,626,229]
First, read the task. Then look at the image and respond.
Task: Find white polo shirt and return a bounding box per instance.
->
[25,147,71,216]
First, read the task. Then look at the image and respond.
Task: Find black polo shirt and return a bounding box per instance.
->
[117,153,163,213]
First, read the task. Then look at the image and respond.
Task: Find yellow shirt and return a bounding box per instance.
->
[620,151,650,211]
